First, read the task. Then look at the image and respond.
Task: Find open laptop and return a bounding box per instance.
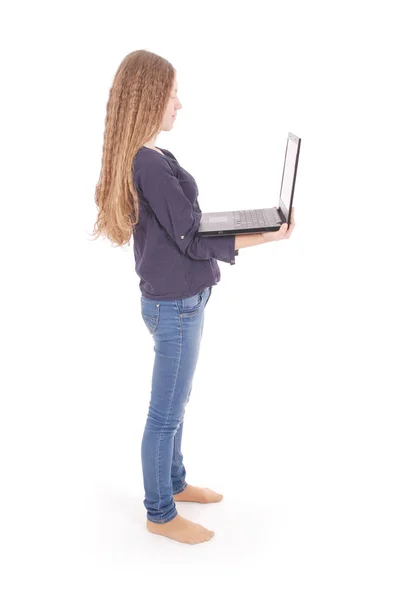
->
[197,132,301,236]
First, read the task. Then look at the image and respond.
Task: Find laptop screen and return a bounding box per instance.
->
[278,133,300,222]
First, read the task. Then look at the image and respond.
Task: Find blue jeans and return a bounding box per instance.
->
[140,285,213,523]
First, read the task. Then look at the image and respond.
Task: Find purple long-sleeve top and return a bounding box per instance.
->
[132,146,238,300]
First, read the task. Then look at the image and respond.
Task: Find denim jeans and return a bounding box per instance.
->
[140,285,213,523]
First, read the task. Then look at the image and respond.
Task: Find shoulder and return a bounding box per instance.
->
[134,147,172,169]
[133,148,177,187]
[158,148,178,161]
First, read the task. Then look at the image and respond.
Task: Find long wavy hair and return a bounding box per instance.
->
[90,50,175,247]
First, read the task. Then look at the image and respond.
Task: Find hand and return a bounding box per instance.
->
[260,207,296,243]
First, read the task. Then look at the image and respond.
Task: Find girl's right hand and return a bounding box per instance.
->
[260,207,295,243]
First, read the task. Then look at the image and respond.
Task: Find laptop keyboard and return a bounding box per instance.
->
[233,209,274,229]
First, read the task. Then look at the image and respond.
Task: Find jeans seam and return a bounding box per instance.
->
[147,506,178,524]
[173,482,188,495]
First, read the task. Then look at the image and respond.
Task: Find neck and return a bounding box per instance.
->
[144,134,159,149]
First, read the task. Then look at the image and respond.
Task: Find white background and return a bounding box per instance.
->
[1,0,400,597]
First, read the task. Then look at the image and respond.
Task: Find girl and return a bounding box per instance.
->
[93,49,295,545]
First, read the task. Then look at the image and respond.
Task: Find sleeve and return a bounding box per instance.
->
[136,156,238,265]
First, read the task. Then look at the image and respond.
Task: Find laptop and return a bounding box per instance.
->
[197,132,301,236]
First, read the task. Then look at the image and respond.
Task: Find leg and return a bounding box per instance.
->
[171,288,213,493]
[140,289,207,524]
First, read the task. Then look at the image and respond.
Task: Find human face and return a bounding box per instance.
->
[162,75,182,131]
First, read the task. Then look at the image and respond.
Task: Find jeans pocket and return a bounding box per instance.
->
[179,291,203,317]
[140,297,160,334]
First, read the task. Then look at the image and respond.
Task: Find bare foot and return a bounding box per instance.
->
[146,514,214,544]
[173,484,223,503]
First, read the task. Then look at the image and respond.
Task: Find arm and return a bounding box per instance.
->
[135,157,237,264]
[234,233,265,250]
[235,214,295,249]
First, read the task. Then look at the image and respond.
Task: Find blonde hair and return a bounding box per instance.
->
[90,50,175,247]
